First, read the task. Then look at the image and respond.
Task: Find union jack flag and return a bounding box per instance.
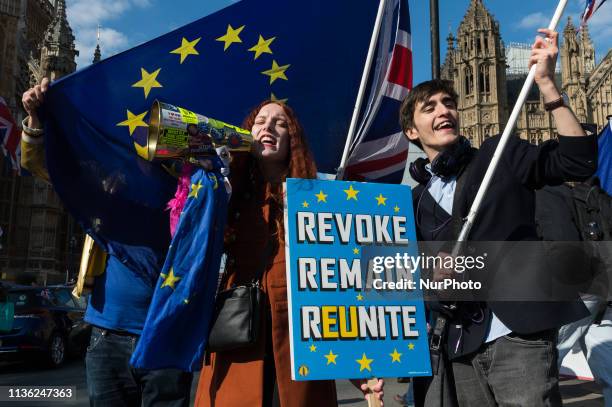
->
[344,0,412,183]
[0,97,21,174]
[580,0,607,28]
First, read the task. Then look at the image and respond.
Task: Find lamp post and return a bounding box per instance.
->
[66,236,77,285]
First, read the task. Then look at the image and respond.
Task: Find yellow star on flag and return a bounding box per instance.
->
[375,194,387,206]
[353,248,360,255]
[309,344,317,352]
[262,60,290,84]
[248,35,276,59]
[271,93,288,103]
[132,67,162,98]
[344,185,360,201]
[390,349,402,363]
[394,205,401,213]
[160,268,182,289]
[356,353,373,372]
[315,190,328,203]
[189,180,203,199]
[117,110,148,135]
[324,350,338,365]
[356,293,364,301]
[302,201,309,208]
[408,342,415,350]
[170,37,201,63]
[216,24,245,51]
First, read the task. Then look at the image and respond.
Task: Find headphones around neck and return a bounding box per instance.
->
[409,136,473,185]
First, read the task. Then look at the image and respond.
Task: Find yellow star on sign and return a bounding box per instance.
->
[132,68,162,98]
[390,348,402,363]
[117,110,148,135]
[271,93,288,103]
[315,190,328,203]
[302,201,309,208]
[375,194,387,206]
[324,350,338,365]
[309,344,317,352]
[353,248,360,255]
[344,185,360,201]
[189,180,203,199]
[262,60,290,84]
[160,268,181,289]
[394,205,400,213]
[356,353,373,372]
[356,293,364,301]
[408,343,415,350]
[170,37,201,63]
[248,35,276,59]
[216,24,245,51]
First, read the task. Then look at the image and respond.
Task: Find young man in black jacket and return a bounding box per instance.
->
[402,29,597,406]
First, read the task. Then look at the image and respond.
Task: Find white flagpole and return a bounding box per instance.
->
[336,0,387,181]
[453,0,569,252]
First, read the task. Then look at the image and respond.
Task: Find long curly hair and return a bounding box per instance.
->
[229,101,317,241]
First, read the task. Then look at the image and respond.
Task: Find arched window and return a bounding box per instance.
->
[478,64,490,94]
[465,66,474,94]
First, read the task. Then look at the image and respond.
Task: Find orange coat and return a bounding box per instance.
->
[195,174,337,407]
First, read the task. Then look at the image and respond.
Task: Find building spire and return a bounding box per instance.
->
[41,0,79,78]
[93,24,102,63]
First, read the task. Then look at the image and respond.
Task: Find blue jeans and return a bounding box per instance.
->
[453,331,561,406]
[85,326,193,407]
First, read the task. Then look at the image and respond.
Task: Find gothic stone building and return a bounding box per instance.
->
[0,0,81,285]
[442,0,612,148]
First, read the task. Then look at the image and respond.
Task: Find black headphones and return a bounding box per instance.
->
[409,136,473,185]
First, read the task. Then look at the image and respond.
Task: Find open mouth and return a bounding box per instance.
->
[260,135,277,147]
[434,121,456,131]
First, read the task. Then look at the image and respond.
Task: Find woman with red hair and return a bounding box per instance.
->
[195,100,337,406]
[198,101,384,406]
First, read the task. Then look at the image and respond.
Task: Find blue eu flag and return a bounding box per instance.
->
[43,0,380,277]
[596,120,612,195]
[131,167,228,371]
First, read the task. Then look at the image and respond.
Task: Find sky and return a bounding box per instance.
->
[66,0,611,84]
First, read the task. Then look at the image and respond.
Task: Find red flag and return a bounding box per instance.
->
[0,97,21,174]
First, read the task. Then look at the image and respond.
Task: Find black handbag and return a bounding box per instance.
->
[207,280,263,352]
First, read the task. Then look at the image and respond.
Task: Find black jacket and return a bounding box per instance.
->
[413,133,597,358]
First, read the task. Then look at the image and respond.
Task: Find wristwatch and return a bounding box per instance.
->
[544,96,565,112]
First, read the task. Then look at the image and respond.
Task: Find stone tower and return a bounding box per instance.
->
[443,0,508,146]
[561,17,589,123]
[38,0,79,81]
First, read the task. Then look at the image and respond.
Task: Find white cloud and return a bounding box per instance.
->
[74,28,129,66]
[518,12,550,29]
[66,0,151,68]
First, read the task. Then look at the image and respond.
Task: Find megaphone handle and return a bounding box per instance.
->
[366,378,382,407]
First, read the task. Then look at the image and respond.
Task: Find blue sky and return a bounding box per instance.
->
[67,0,611,84]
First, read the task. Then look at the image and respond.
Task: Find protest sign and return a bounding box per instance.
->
[284,178,431,380]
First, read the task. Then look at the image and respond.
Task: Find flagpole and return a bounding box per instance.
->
[336,0,387,181]
[430,0,440,79]
[453,0,569,252]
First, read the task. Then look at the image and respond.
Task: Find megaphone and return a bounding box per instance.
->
[133,100,253,161]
